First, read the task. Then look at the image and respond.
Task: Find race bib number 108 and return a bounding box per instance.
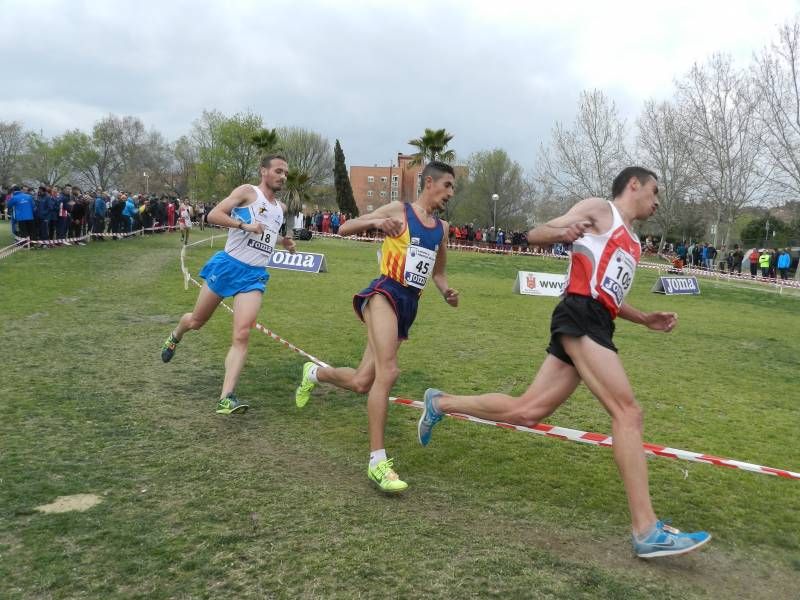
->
[404,245,436,289]
[600,247,636,306]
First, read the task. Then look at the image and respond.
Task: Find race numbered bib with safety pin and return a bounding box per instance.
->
[600,247,636,306]
[404,245,437,289]
[246,220,281,258]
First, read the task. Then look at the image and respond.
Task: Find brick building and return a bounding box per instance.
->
[349,153,466,215]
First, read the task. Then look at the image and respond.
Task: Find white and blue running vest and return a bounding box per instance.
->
[224,185,285,267]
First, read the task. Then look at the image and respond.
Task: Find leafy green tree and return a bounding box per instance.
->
[23,132,73,186]
[739,216,793,247]
[452,149,531,231]
[408,128,456,166]
[333,139,358,216]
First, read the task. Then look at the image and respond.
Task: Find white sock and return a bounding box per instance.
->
[308,364,319,383]
[369,449,387,467]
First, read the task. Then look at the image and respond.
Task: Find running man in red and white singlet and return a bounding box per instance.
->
[419,166,711,559]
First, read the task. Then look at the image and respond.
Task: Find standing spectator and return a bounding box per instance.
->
[759,249,771,278]
[314,210,323,232]
[731,244,744,274]
[487,226,496,244]
[768,249,778,279]
[166,199,176,231]
[69,192,86,241]
[496,228,505,246]
[123,194,137,233]
[36,186,56,242]
[46,186,59,241]
[331,211,340,234]
[7,185,36,239]
[747,248,759,278]
[777,248,791,280]
[322,210,331,233]
[93,190,108,238]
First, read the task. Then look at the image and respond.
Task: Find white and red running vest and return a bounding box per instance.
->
[565,201,641,318]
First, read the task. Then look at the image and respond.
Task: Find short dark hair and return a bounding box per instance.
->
[261,153,287,169]
[420,161,455,186]
[611,166,658,198]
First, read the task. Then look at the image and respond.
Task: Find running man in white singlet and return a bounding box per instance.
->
[418,167,711,559]
[160,154,296,414]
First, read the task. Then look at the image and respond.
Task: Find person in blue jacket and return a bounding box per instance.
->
[7,185,36,239]
[777,248,791,280]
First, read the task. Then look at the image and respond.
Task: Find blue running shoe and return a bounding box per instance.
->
[633,520,711,558]
[418,388,445,446]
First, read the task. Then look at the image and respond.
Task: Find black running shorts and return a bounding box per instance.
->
[547,294,617,366]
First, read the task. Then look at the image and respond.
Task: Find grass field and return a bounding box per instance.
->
[1,222,798,599]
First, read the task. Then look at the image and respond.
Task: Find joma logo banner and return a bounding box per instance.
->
[651,276,700,295]
[268,251,328,273]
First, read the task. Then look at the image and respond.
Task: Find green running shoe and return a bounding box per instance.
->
[216,393,249,415]
[367,458,408,494]
[161,333,179,363]
[295,361,317,408]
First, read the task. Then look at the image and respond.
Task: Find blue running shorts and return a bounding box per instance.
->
[199,251,269,298]
[353,275,420,340]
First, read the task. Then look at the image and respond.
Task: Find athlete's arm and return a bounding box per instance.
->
[338,201,404,237]
[432,219,459,307]
[619,303,678,332]
[527,197,606,245]
[277,200,296,253]
[207,185,263,234]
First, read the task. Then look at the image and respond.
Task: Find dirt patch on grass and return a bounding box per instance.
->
[35,494,102,514]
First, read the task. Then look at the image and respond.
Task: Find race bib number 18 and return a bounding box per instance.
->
[404,245,436,289]
[600,247,636,306]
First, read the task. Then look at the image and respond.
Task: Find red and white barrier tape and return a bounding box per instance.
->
[0,238,30,260]
[313,232,800,290]
[178,235,800,481]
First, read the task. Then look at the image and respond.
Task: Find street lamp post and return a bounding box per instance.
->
[143,171,149,195]
[491,193,499,230]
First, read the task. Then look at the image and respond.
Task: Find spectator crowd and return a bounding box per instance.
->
[2,184,209,245]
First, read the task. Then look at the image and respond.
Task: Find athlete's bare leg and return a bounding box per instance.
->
[316,340,377,395]
[560,335,657,536]
[220,290,263,398]
[173,282,223,340]
[359,295,402,451]
[435,353,581,425]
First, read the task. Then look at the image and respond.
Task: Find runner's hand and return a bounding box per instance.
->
[378,217,404,237]
[562,220,592,243]
[282,237,297,253]
[242,222,264,235]
[443,288,459,307]
[645,311,678,332]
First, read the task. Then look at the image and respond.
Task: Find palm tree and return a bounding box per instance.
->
[282,169,311,214]
[408,128,456,166]
[251,128,280,154]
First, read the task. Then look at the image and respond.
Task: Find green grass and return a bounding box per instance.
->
[1,223,798,599]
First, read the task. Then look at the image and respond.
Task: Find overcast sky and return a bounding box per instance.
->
[2,0,799,170]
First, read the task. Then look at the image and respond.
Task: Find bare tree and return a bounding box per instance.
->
[0,121,27,187]
[276,126,334,187]
[536,89,629,200]
[636,100,695,249]
[753,18,800,197]
[676,54,770,247]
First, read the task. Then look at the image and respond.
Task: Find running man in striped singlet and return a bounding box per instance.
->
[295,161,459,493]
[418,167,711,558]
[160,154,296,414]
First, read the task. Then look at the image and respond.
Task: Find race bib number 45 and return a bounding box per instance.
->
[600,248,636,306]
[404,245,436,289]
